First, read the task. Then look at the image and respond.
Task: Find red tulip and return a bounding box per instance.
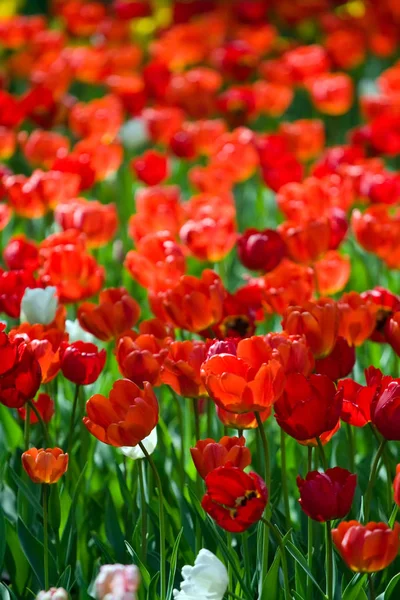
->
[61,341,106,386]
[297,467,357,522]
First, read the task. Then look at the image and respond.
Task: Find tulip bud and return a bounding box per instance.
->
[20,287,58,326]
[95,564,140,600]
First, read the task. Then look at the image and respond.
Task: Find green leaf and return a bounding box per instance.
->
[147,572,160,600]
[49,483,61,534]
[0,583,18,600]
[57,565,72,591]
[105,491,127,563]
[342,574,368,600]
[377,572,400,600]
[166,528,183,600]
[0,507,5,573]
[17,516,58,588]
[286,540,326,598]
[0,405,23,451]
[125,541,151,589]
[262,546,281,598]
[8,467,42,517]
[60,463,87,569]
[91,534,114,564]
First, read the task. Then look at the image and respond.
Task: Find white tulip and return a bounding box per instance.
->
[173,549,228,600]
[65,319,96,343]
[20,287,58,325]
[36,589,68,600]
[121,426,157,459]
[119,118,149,151]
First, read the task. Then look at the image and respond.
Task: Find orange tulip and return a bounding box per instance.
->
[264,332,314,376]
[69,95,123,142]
[116,332,170,388]
[128,186,184,243]
[278,218,331,265]
[279,119,325,162]
[338,292,378,347]
[282,299,339,358]
[191,436,251,480]
[55,198,118,249]
[149,270,226,333]
[160,340,208,398]
[313,251,351,296]
[260,259,314,315]
[308,73,354,116]
[78,288,141,342]
[332,521,400,573]
[83,379,159,447]
[19,129,69,169]
[22,448,68,484]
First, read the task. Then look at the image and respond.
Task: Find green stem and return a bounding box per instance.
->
[316,437,328,470]
[368,574,376,600]
[242,532,251,588]
[171,390,185,486]
[207,399,213,438]
[24,404,31,449]
[326,521,333,600]
[43,485,49,590]
[139,442,166,599]
[307,447,313,600]
[280,429,291,530]
[192,397,201,441]
[138,460,148,562]
[364,439,387,522]
[256,412,271,597]
[227,532,233,593]
[346,424,355,473]
[369,425,392,513]
[261,518,291,600]
[28,400,51,446]
[237,428,243,438]
[67,385,80,456]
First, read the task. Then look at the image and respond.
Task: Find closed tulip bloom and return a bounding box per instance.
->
[282,299,339,358]
[202,466,267,533]
[274,373,343,443]
[20,286,58,326]
[22,448,68,484]
[191,436,251,479]
[338,292,378,347]
[308,73,354,116]
[116,332,169,388]
[297,467,357,522]
[372,381,400,440]
[173,549,228,600]
[278,218,331,265]
[237,228,286,272]
[0,323,17,376]
[121,426,157,460]
[36,588,68,600]
[202,336,285,414]
[131,150,169,186]
[384,312,400,356]
[95,564,140,600]
[78,287,140,342]
[332,521,400,573]
[83,379,159,447]
[61,341,106,386]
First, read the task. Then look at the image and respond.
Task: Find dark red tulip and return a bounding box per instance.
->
[237,228,286,272]
[297,467,357,522]
[61,341,106,386]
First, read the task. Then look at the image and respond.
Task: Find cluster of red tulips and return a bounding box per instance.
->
[1,0,400,599]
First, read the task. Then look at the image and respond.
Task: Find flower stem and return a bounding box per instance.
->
[242,532,251,588]
[171,390,185,486]
[67,384,80,456]
[325,520,333,600]
[138,459,148,562]
[346,423,355,472]
[207,399,213,438]
[256,412,270,597]
[28,400,51,446]
[139,441,166,600]
[307,447,313,600]
[43,484,49,590]
[192,397,201,441]
[364,439,387,522]
[316,437,328,470]
[280,429,291,530]
[368,574,376,600]
[261,518,291,600]
[24,404,31,449]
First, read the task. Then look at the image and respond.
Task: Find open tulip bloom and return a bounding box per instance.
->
[2,2,400,600]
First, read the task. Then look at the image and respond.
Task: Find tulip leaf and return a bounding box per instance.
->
[105,490,128,562]
[0,405,23,452]
[49,483,61,535]
[0,583,18,600]
[60,463,87,569]
[285,540,326,598]
[57,564,72,591]
[262,546,280,598]
[147,572,160,600]
[17,516,58,588]
[342,574,368,600]
[8,467,42,517]
[166,527,183,600]
[0,506,5,573]
[125,541,151,589]
[376,572,400,600]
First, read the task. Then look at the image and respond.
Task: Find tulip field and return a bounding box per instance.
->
[2,0,400,599]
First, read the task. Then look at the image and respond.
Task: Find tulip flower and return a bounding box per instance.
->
[20,286,58,326]
[372,381,400,440]
[191,436,251,479]
[332,521,400,573]
[95,564,140,600]
[237,228,286,272]
[83,379,159,447]
[393,465,400,507]
[36,589,68,600]
[61,341,106,386]
[22,448,68,484]
[173,549,228,600]
[202,465,267,533]
[297,468,357,522]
